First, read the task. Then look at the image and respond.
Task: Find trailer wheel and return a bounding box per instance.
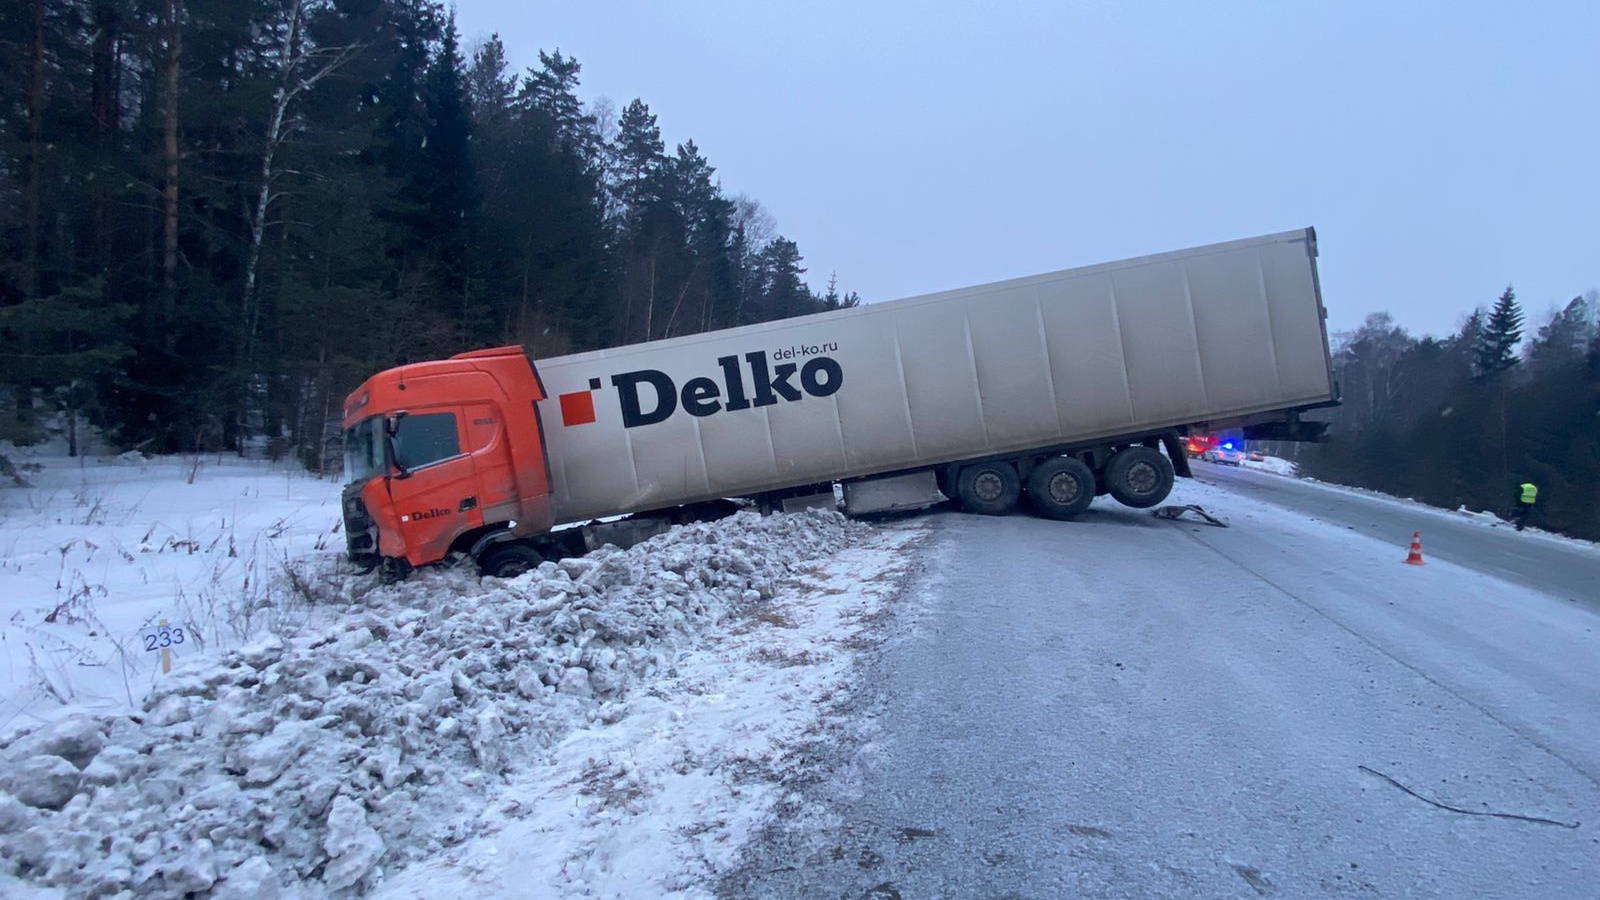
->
[955,461,1021,515]
[1025,457,1096,519]
[478,543,544,578]
[1105,446,1175,508]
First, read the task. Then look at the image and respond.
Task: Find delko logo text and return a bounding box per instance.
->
[559,349,843,428]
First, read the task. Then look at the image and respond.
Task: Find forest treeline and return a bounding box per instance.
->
[1299,288,1600,540]
[5,3,1597,542]
[0,0,858,466]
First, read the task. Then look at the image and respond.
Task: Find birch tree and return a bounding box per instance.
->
[239,0,363,377]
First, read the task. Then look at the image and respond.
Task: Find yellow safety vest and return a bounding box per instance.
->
[1520,483,1538,504]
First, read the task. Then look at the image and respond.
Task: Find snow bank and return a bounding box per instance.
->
[1455,505,1504,523]
[0,508,883,899]
[1295,477,1599,551]
[376,517,918,899]
[1240,455,1297,477]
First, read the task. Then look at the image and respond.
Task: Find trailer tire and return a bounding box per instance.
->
[478,543,544,578]
[955,461,1021,515]
[1025,456,1096,519]
[1105,446,1175,509]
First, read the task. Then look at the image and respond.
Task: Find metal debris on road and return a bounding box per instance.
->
[1152,505,1229,527]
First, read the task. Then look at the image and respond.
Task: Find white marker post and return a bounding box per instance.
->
[159,618,171,674]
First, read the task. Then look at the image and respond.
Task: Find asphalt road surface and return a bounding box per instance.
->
[1196,462,1598,610]
[720,482,1600,900]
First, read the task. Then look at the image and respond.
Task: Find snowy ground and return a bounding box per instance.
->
[7,447,1594,899]
[0,452,920,899]
[0,451,346,738]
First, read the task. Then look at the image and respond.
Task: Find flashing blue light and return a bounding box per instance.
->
[1223,442,1235,450]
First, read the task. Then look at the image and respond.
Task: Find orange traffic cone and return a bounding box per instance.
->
[1403,531,1426,566]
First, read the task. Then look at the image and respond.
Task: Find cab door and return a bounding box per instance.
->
[384,408,483,565]
[462,402,520,529]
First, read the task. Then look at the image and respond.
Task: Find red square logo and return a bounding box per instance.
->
[559,391,596,426]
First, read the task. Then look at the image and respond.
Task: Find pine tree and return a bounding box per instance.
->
[760,238,811,320]
[612,99,666,221]
[521,50,599,164]
[666,140,736,334]
[1476,285,1523,377]
[1528,296,1592,372]
[610,99,684,343]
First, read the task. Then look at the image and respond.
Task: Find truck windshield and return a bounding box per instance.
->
[343,416,386,483]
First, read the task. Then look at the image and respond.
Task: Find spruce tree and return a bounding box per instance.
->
[0,279,132,454]
[419,12,479,333]
[820,273,860,310]
[1476,285,1523,377]
[823,273,841,309]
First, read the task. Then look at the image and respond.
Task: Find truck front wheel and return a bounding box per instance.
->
[1026,456,1096,519]
[1105,446,1175,509]
[478,543,544,578]
[955,461,1021,515]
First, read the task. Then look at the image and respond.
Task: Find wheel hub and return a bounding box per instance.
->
[1048,472,1081,503]
[974,471,1005,502]
[1126,461,1158,494]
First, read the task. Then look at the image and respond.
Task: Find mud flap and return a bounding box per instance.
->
[1160,433,1192,479]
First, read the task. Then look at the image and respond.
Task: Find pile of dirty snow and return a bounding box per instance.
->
[0,509,871,900]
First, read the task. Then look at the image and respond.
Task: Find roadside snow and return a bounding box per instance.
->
[1240,455,1296,477]
[374,523,918,899]
[0,503,918,899]
[0,452,345,738]
[1293,475,1600,552]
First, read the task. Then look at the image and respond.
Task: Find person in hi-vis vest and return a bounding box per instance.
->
[1515,481,1538,532]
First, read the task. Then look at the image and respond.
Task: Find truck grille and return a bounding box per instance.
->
[342,483,379,567]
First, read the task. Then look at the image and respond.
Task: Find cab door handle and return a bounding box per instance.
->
[459,496,478,512]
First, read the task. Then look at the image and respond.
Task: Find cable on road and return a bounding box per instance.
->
[1358,765,1580,829]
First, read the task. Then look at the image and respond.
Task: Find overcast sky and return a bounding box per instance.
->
[454,1,1598,339]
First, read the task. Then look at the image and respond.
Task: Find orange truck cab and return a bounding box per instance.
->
[341,347,556,577]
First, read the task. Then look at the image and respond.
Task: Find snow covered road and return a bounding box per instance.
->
[1198,461,1599,609]
[725,478,1600,899]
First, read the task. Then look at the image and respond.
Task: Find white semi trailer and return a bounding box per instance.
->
[341,228,1336,576]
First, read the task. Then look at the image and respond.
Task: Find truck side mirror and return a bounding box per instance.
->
[385,412,411,479]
